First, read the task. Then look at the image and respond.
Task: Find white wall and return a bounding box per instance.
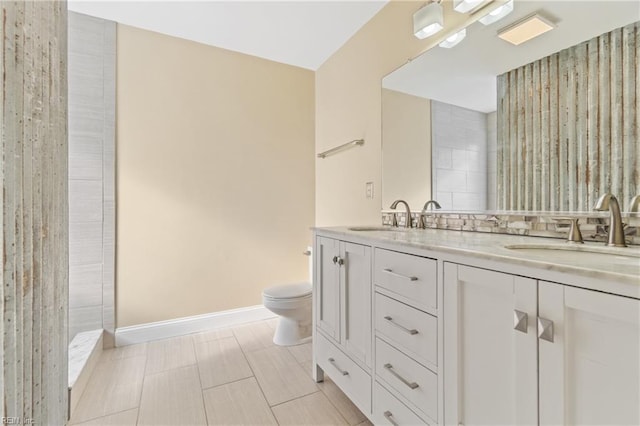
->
[116,25,315,327]
[315,1,487,226]
[382,89,432,210]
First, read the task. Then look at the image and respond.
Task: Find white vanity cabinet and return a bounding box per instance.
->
[373,248,439,425]
[313,229,639,426]
[444,263,640,426]
[315,235,372,367]
[538,282,640,425]
[313,236,373,412]
[443,263,538,425]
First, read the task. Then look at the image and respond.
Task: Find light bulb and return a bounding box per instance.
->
[479,0,514,25]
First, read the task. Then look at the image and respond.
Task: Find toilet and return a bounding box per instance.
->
[262,282,312,346]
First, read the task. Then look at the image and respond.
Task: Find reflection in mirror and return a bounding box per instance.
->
[382,1,639,212]
[381,89,432,210]
[430,101,495,211]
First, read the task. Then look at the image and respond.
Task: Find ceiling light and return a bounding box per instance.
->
[453,0,484,14]
[479,0,514,25]
[413,2,444,39]
[498,13,555,45]
[439,29,467,48]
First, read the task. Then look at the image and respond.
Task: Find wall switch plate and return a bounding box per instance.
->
[366,182,374,199]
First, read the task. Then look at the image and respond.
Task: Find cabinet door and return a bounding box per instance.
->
[539,282,640,425]
[340,241,372,367]
[315,236,340,342]
[444,263,538,426]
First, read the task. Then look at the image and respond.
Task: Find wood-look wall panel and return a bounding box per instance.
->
[1,1,68,424]
[512,69,521,208]
[497,22,639,211]
[532,60,541,210]
[496,75,506,209]
[558,48,569,211]
[540,57,550,209]
[610,28,624,202]
[622,24,638,207]
[549,53,560,211]
[524,63,533,210]
[598,31,612,198]
[509,71,518,208]
[587,37,599,211]
[576,41,588,211]
[636,25,640,199]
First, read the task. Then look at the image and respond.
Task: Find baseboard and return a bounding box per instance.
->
[115,305,276,346]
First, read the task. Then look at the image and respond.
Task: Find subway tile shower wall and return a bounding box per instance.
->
[381,212,640,246]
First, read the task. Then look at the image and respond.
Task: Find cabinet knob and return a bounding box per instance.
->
[513,310,528,333]
[537,317,554,342]
[332,256,338,264]
[337,256,344,266]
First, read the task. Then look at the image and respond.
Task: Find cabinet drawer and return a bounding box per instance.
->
[375,338,437,422]
[375,293,437,369]
[374,249,437,312]
[374,381,430,426]
[316,332,372,414]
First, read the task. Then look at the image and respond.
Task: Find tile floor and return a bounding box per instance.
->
[70,319,372,426]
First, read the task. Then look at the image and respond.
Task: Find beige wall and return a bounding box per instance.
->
[382,89,431,210]
[116,25,315,327]
[315,0,493,226]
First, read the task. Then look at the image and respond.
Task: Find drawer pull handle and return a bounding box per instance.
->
[383,268,418,281]
[328,357,349,376]
[384,316,419,335]
[384,363,419,389]
[383,411,399,426]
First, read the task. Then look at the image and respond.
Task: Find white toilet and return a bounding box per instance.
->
[262,282,312,346]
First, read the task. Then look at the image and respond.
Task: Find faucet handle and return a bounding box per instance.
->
[630,195,640,213]
[567,218,584,244]
[554,217,584,244]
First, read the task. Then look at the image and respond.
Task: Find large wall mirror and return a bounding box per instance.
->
[382,0,639,213]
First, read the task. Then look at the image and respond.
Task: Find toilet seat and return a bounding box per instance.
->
[262,282,311,300]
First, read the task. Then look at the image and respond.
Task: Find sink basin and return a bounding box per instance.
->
[504,243,640,258]
[348,226,408,232]
[504,243,640,275]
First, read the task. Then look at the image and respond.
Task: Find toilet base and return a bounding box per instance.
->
[273,316,312,346]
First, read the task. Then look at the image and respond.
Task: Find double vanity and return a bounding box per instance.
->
[311,226,640,425]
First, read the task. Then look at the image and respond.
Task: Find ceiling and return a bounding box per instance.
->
[383,1,640,113]
[67,0,388,70]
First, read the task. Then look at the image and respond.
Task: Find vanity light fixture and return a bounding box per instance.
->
[479,0,514,25]
[439,28,467,48]
[413,1,444,39]
[453,0,484,14]
[498,13,555,46]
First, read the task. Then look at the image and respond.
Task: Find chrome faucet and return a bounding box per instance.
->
[390,200,412,228]
[417,200,441,229]
[593,193,626,247]
[630,195,640,212]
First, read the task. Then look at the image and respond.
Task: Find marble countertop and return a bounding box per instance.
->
[313,226,640,290]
